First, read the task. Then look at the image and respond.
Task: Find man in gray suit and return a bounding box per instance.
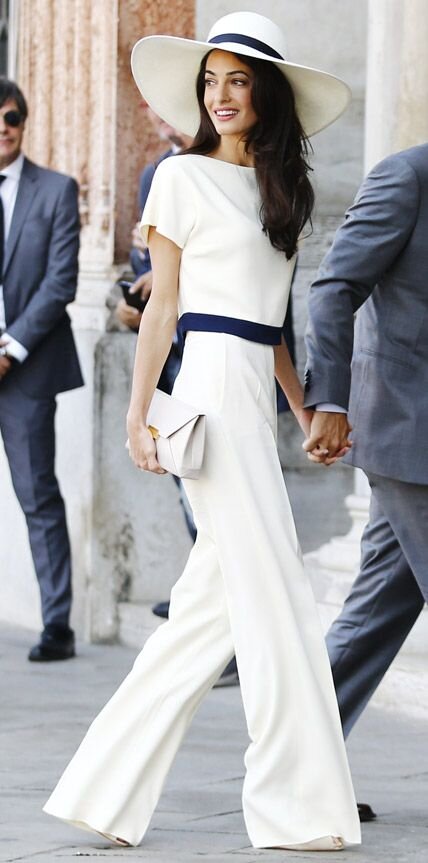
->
[0,79,83,661]
[303,144,427,754]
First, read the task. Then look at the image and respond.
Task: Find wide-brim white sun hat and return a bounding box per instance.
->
[131,11,351,138]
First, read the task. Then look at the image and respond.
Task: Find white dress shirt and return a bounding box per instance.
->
[0,151,28,361]
[316,403,346,413]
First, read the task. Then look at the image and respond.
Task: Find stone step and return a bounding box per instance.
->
[304,547,428,656]
[369,653,428,722]
[118,600,161,650]
[304,547,428,721]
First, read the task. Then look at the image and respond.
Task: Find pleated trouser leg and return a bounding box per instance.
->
[44,333,360,848]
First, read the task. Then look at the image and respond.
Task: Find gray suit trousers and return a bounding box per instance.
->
[327,472,426,738]
[0,378,72,628]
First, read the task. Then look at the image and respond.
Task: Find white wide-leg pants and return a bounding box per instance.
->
[44,333,361,848]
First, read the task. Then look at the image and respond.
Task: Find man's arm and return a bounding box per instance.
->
[5,176,80,354]
[304,153,420,410]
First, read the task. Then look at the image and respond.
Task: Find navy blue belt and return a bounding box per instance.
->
[178,313,282,345]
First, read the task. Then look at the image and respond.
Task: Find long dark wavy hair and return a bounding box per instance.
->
[182,51,314,259]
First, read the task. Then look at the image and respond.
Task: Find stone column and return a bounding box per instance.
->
[365,0,428,169]
[17,0,124,327]
[306,0,428,656]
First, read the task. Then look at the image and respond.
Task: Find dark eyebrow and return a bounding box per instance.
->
[204,69,250,77]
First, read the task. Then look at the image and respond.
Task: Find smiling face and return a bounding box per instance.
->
[0,99,25,169]
[203,50,258,142]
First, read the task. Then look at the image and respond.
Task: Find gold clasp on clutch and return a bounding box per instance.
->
[148,425,159,440]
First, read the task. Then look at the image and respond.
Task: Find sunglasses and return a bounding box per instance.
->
[1,110,23,127]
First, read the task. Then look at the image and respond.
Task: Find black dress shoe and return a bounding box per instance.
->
[213,656,239,688]
[357,802,377,822]
[152,600,170,619]
[28,625,75,662]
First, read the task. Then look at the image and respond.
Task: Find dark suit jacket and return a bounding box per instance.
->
[3,157,83,397]
[304,143,428,485]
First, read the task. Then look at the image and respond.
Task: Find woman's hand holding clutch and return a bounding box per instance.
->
[126,416,167,475]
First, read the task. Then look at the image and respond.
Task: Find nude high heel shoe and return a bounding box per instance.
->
[96,830,131,847]
[273,836,344,851]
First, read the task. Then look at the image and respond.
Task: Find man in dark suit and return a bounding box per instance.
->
[0,79,82,662]
[303,145,427,762]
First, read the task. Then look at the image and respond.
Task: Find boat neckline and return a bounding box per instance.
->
[184,153,256,170]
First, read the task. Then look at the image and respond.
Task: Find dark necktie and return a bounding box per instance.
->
[0,174,7,280]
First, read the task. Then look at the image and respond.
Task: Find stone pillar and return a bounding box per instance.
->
[17,0,122,327]
[365,0,428,169]
[307,0,428,656]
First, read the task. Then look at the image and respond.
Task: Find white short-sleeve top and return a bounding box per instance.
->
[140,154,296,330]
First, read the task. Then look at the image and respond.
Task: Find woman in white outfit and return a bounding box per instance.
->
[44,12,361,852]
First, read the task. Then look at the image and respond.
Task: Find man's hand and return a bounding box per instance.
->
[116,299,142,329]
[130,271,153,301]
[302,411,352,465]
[116,272,153,329]
[0,340,12,380]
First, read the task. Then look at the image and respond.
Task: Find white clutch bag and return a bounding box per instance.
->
[146,388,206,479]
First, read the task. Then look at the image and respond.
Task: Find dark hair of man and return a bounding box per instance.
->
[0,77,28,120]
[182,52,314,260]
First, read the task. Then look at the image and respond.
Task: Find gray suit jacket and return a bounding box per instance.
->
[304,143,428,485]
[3,157,83,397]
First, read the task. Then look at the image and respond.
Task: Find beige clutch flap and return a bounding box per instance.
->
[146,388,206,479]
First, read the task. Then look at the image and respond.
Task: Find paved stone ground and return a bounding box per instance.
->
[1,624,427,863]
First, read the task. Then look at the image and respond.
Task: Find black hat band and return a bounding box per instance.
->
[208,33,284,61]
